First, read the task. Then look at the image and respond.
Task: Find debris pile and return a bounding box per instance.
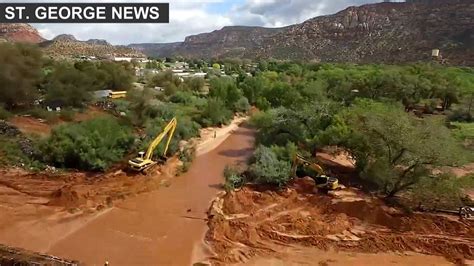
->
[0,244,79,265]
[0,120,36,156]
[0,120,22,136]
[94,100,117,111]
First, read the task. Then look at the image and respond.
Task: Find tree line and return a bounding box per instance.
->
[0,43,135,110]
[227,61,474,209]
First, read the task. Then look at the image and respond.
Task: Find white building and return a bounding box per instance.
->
[113,57,147,62]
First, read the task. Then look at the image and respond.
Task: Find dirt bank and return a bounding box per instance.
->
[8,116,52,137]
[206,178,474,265]
[195,115,248,156]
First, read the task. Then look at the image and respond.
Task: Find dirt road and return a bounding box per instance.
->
[45,124,255,265]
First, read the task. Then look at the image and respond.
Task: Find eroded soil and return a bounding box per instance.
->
[206,178,474,265]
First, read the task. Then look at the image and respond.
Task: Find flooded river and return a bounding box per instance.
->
[47,124,255,265]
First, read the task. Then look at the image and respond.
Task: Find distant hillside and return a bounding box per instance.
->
[129,26,283,58]
[40,34,144,59]
[0,23,44,43]
[129,0,474,65]
[128,42,182,58]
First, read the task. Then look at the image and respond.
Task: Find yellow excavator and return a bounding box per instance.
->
[291,153,339,191]
[128,117,177,172]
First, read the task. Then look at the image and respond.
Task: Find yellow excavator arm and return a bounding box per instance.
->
[144,117,177,160]
[291,153,325,177]
[128,117,177,172]
[291,153,339,190]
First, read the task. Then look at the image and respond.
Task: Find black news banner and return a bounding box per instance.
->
[0,3,169,23]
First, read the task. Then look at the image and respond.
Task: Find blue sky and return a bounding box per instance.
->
[0,0,385,44]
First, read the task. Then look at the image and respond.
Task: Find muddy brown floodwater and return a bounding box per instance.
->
[46,124,255,265]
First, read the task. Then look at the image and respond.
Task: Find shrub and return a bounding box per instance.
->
[0,136,43,169]
[178,145,196,174]
[224,165,244,191]
[408,174,474,210]
[248,145,291,187]
[0,136,29,166]
[447,109,473,122]
[200,98,232,126]
[0,43,42,108]
[26,107,59,123]
[39,117,134,171]
[59,108,75,122]
[170,91,194,104]
[0,106,12,120]
[234,97,250,113]
[113,99,131,114]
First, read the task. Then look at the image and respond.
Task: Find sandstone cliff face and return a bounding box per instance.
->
[0,23,44,43]
[128,42,182,58]
[179,26,284,58]
[130,26,283,58]
[41,34,144,58]
[131,0,474,65]
[255,1,473,65]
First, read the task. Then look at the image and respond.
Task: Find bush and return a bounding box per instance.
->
[43,63,93,108]
[170,91,194,104]
[26,107,59,123]
[178,145,196,174]
[234,97,250,113]
[447,109,473,122]
[224,165,244,191]
[200,98,232,126]
[408,174,474,210]
[113,99,131,114]
[39,117,134,171]
[0,43,42,108]
[59,108,75,122]
[0,106,12,120]
[0,136,29,166]
[248,145,291,187]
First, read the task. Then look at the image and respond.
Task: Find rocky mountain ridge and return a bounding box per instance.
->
[40,35,144,58]
[0,23,44,43]
[130,0,474,65]
[0,24,144,58]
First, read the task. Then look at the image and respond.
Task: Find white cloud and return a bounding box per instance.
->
[25,0,232,44]
[229,0,382,27]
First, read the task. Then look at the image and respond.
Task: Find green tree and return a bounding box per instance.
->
[185,77,205,92]
[200,98,232,126]
[40,117,134,171]
[43,63,94,107]
[98,62,134,90]
[0,43,43,108]
[209,77,242,109]
[239,76,266,104]
[234,97,250,113]
[333,100,462,197]
[248,145,292,187]
[409,174,474,209]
